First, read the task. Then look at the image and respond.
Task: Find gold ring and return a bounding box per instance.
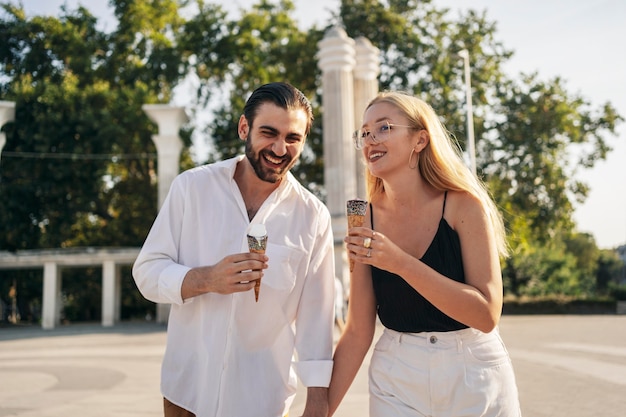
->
[367,249,372,258]
[364,237,372,248]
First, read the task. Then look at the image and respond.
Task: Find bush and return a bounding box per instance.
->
[502,295,616,315]
[609,283,626,301]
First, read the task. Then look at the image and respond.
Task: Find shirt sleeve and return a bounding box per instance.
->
[132,174,191,305]
[292,206,336,387]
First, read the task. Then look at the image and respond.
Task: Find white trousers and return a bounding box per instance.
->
[369,327,522,417]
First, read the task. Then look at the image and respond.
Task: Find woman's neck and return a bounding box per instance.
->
[379,170,432,207]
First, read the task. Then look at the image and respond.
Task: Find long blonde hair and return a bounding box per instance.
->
[364,91,508,257]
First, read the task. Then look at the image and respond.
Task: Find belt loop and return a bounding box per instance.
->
[456,332,463,353]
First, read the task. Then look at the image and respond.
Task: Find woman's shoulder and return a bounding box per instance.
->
[444,190,487,228]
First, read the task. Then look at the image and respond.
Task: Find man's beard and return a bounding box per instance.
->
[244,137,296,184]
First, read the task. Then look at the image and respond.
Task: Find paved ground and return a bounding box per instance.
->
[1,315,625,416]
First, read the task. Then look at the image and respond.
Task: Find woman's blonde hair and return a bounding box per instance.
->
[364,91,508,257]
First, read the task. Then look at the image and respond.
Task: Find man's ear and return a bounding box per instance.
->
[238,115,249,141]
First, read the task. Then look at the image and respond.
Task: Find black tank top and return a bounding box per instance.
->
[371,192,468,332]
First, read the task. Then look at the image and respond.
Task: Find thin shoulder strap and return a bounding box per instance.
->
[369,202,374,229]
[442,191,448,218]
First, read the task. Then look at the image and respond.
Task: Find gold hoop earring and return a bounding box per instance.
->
[408,149,419,169]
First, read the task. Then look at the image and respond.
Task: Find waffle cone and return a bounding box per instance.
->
[347,215,364,271]
[249,247,265,302]
[346,199,367,273]
[346,198,367,272]
[247,224,268,303]
[250,249,265,303]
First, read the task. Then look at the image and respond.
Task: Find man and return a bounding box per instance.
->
[133,82,335,417]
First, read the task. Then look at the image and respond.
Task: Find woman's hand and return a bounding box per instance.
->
[344,227,407,274]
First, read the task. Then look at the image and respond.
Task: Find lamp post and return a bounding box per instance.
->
[458,49,476,175]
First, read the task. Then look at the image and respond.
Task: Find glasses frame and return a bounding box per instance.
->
[352,121,416,150]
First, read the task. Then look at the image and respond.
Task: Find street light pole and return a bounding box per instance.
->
[458,49,476,175]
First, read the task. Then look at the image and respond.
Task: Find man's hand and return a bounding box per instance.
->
[181,252,268,300]
[300,387,328,417]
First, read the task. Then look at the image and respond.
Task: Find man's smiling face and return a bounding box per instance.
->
[242,102,307,184]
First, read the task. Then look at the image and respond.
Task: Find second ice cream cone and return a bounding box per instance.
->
[347,199,368,272]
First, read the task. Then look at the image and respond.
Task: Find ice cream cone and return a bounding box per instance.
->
[247,223,268,302]
[347,199,367,272]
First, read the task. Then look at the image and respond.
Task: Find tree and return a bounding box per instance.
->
[487,74,622,241]
[0,0,194,322]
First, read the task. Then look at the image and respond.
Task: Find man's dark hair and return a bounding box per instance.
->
[243,82,313,135]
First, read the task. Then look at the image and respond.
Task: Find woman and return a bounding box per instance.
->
[328,91,521,416]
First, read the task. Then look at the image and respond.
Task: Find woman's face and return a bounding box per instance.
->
[359,102,417,176]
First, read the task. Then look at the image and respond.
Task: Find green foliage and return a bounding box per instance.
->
[599,251,626,296]
[486,75,622,242]
[0,0,190,250]
[503,231,610,297]
[505,243,587,297]
[609,283,626,301]
[502,295,616,315]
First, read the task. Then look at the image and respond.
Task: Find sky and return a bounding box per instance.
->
[14,0,626,249]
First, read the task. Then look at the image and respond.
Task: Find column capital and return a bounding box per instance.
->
[317,26,356,72]
[354,37,380,81]
[142,104,188,136]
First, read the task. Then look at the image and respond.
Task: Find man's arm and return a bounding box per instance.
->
[300,387,328,417]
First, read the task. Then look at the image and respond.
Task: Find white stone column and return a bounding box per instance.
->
[42,262,60,330]
[318,26,357,285]
[102,260,116,327]
[0,101,16,161]
[114,264,122,323]
[142,105,188,208]
[353,37,381,199]
[142,105,188,323]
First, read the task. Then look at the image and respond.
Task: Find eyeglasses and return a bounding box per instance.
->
[352,121,415,150]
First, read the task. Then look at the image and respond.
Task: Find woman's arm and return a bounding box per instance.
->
[327,260,378,416]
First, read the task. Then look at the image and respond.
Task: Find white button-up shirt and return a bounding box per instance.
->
[133,156,335,416]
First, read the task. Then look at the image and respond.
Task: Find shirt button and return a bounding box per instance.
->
[429,335,437,344]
